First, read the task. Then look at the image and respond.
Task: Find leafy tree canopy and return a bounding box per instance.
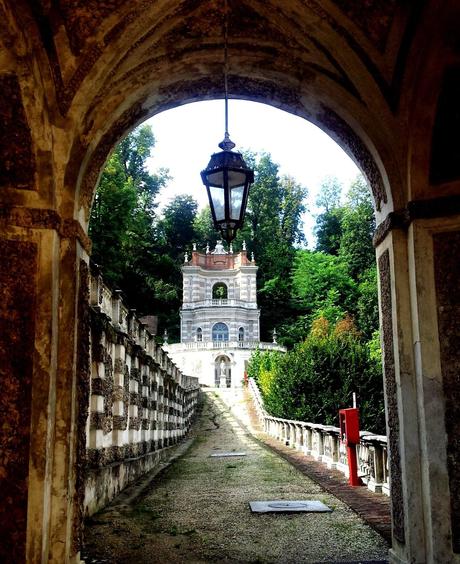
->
[315,175,342,211]
[90,125,168,289]
[249,316,385,434]
[291,250,357,315]
[194,206,219,249]
[233,152,308,340]
[158,195,198,260]
[339,176,376,280]
[314,176,344,255]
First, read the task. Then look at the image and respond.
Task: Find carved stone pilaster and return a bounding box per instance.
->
[379,250,405,543]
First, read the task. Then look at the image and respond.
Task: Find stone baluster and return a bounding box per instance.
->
[363,439,385,494]
[112,289,123,329]
[303,425,312,455]
[151,369,158,449]
[266,418,271,436]
[141,365,149,444]
[289,422,298,448]
[313,426,324,460]
[284,422,290,445]
[325,429,339,469]
[294,423,303,451]
[382,445,390,496]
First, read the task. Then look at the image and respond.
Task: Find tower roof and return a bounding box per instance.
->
[186,242,255,270]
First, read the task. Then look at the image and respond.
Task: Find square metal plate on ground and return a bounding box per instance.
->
[210,452,247,457]
[249,500,332,513]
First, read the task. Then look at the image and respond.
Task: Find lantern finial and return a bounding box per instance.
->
[218,132,236,151]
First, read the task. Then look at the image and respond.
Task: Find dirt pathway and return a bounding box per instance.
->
[83,391,388,563]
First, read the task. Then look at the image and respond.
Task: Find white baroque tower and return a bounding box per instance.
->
[165,241,285,387]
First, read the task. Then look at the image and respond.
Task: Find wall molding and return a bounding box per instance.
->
[374,195,460,246]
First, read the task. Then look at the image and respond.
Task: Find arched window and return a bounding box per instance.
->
[196,327,202,342]
[238,327,245,342]
[212,322,229,342]
[212,282,228,300]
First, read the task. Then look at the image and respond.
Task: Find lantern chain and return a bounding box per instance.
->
[224,0,229,138]
[218,0,235,150]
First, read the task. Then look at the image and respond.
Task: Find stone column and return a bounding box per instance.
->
[0,213,90,563]
[376,215,460,563]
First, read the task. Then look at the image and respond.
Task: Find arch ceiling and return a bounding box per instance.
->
[1,0,457,226]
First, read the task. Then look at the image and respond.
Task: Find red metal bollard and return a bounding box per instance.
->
[339,407,363,487]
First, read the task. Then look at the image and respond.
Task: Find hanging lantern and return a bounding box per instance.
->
[201,134,254,243]
[200,0,254,244]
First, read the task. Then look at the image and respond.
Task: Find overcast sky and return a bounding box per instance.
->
[146,100,360,247]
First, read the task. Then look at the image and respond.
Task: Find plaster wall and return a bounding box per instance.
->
[165,346,255,388]
[85,445,179,516]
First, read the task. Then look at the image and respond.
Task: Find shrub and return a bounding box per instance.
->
[249,317,385,434]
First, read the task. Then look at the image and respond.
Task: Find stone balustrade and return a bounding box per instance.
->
[248,378,389,495]
[85,266,200,515]
[182,298,258,309]
[167,340,287,352]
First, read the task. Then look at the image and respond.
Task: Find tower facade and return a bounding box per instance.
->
[180,241,260,345]
[165,242,285,387]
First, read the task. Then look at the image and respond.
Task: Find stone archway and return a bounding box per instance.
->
[1,2,460,563]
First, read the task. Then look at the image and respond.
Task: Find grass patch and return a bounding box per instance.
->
[331,520,355,535]
[166,525,197,537]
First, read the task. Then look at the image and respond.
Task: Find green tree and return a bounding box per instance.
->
[315,175,342,211]
[89,156,138,284]
[291,250,357,315]
[89,124,171,313]
[235,152,307,340]
[314,176,344,255]
[116,126,168,215]
[339,176,376,280]
[194,206,219,249]
[280,175,308,246]
[158,195,198,260]
[356,265,379,340]
[314,208,344,255]
[278,248,362,346]
[249,317,385,433]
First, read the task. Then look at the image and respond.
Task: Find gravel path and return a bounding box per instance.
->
[83,391,389,563]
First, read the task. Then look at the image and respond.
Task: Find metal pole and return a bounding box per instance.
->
[224,0,229,137]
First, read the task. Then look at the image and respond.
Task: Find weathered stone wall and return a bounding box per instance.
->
[84,265,200,516]
[0,240,37,562]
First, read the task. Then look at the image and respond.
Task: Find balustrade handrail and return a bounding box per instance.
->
[166,340,287,352]
[182,298,257,309]
[248,378,389,495]
[249,378,386,444]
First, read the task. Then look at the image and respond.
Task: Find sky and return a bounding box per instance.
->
[146,100,360,247]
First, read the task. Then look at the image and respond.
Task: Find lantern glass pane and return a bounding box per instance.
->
[210,186,225,220]
[206,170,224,187]
[230,185,244,220]
[228,169,247,188]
